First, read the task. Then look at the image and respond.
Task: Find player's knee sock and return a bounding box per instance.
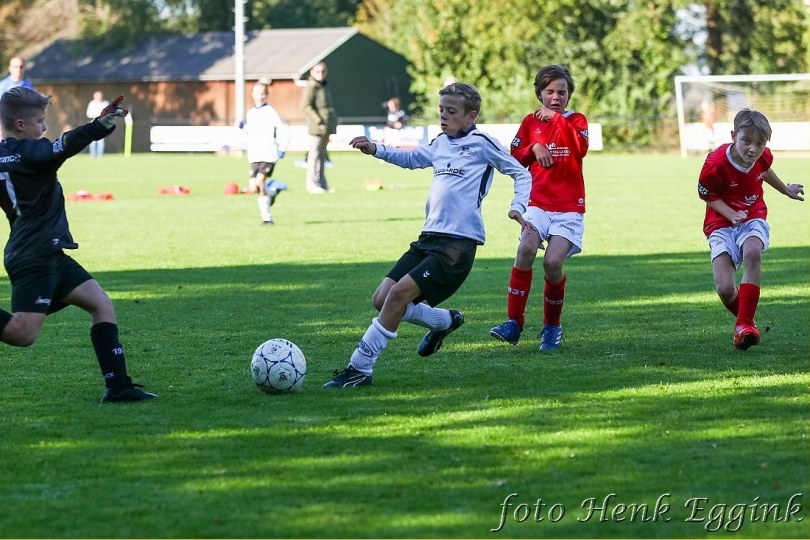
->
[736,283,760,326]
[257,195,271,221]
[506,267,532,328]
[90,322,128,389]
[543,274,567,326]
[402,302,451,330]
[349,317,397,375]
[722,289,739,316]
[0,309,11,340]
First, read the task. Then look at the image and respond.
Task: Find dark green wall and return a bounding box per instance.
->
[323,34,413,122]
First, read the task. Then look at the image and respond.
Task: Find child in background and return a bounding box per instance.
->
[244,79,289,224]
[0,87,157,402]
[490,65,589,352]
[697,108,804,350]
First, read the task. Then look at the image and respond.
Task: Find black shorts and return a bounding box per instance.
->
[387,233,477,307]
[6,252,93,314]
[251,162,276,178]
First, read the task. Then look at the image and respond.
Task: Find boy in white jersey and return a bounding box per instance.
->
[324,83,532,388]
[243,80,289,224]
[697,109,803,350]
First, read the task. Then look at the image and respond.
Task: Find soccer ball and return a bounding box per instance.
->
[250,338,307,393]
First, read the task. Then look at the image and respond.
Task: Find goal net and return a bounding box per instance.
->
[674,73,810,157]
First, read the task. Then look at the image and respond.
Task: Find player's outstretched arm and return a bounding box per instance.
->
[96,95,129,129]
[350,136,377,155]
[764,169,804,201]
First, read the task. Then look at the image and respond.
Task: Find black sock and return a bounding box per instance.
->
[90,322,129,389]
[0,309,11,341]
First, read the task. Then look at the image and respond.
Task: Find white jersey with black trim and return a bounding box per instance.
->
[374,127,530,244]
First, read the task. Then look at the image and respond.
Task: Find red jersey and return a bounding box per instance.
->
[698,143,773,236]
[510,110,589,213]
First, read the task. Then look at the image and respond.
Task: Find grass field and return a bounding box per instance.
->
[0,150,808,539]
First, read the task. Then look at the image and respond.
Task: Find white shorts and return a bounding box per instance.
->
[521,207,584,259]
[708,218,770,269]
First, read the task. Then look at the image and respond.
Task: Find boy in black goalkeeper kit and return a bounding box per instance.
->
[0,87,157,402]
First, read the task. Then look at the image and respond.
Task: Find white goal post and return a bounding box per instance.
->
[674,73,810,157]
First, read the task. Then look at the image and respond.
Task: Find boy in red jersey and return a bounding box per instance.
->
[490,65,589,351]
[698,108,803,350]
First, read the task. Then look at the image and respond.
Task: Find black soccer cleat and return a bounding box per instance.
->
[323,365,373,388]
[417,309,464,357]
[101,379,158,403]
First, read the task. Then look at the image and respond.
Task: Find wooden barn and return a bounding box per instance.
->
[27,27,413,153]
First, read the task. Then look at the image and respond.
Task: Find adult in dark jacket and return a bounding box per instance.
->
[300,62,337,193]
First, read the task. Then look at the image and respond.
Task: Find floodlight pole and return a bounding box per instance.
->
[234,0,246,125]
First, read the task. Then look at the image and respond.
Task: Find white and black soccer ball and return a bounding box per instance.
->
[250,338,306,393]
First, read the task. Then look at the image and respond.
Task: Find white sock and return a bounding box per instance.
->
[258,195,271,222]
[402,302,451,331]
[349,317,397,375]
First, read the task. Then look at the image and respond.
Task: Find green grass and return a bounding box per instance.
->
[0,151,808,538]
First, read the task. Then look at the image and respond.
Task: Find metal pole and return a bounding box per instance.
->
[234,0,246,125]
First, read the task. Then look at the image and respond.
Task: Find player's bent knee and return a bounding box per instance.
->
[516,243,539,264]
[742,249,761,267]
[715,283,736,302]
[543,258,564,276]
[2,319,42,347]
[371,293,385,312]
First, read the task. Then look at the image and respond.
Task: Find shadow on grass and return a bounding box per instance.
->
[0,247,807,538]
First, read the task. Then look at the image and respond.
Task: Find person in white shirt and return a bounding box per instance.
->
[324,82,532,388]
[85,91,110,157]
[243,80,290,225]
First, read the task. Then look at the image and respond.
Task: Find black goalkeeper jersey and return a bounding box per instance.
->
[0,120,113,270]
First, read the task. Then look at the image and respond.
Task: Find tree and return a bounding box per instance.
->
[1,0,82,65]
[246,0,362,29]
[702,0,807,75]
[357,0,691,146]
[78,0,166,49]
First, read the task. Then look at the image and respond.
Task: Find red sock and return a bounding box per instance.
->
[736,283,760,326]
[543,275,567,326]
[722,291,739,316]
[506,267,532,328]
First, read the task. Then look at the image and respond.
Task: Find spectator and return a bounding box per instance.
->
[85,91,110,157]
[300,62,337,194]
[0,56,34,95]
[384,97,409,129]
[701,99,717,151]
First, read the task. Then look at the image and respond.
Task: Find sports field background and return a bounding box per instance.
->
[0,151,807,538]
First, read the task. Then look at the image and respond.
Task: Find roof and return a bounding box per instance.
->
[28,27,358,83]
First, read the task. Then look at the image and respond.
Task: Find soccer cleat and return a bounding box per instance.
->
[323,365,373,388]
[417,310,464,357]
[490,319,522,345]
[262,219,274,225]
[539,323,563,352]
[733,323,760,351]
[101,379,158,403]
